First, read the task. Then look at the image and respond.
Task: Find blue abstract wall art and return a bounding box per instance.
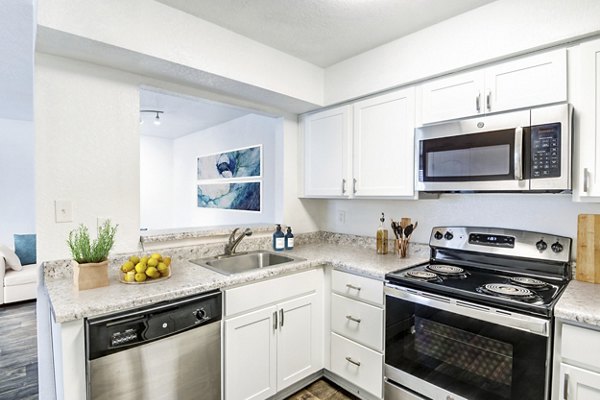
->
[197,182,261,211]
[197,145,261,180]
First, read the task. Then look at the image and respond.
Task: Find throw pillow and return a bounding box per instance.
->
[0,244,23,271]
[14,234,37,265]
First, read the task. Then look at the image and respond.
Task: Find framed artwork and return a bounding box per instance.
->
[196,145,262,212]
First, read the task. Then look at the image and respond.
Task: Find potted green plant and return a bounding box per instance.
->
[67,220,118,290]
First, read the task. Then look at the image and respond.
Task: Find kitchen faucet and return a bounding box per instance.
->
[224,227,252,255]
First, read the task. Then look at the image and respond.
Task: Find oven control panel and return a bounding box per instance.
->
[430,226,571,263]
[531,123,561,179]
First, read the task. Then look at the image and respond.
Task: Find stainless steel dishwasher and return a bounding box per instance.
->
[85,291,222,400]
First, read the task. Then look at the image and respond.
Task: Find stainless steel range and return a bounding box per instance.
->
[384,226,571,400]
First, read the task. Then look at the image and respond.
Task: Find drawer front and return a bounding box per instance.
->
[331,270,383,306]
[225,269,322,316]
[562,323,600,370]
[331,293,383,351]
[330,332,383,398]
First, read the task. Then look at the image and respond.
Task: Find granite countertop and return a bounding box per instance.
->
[555,280,600,328]
[45,240,429,323]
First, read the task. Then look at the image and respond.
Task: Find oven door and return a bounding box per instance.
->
[384,284,551,400]
[416,109,531,192]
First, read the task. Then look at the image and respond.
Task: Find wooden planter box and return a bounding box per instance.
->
[73,260,109,290]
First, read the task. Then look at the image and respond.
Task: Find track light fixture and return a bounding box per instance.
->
[140,110,164,126]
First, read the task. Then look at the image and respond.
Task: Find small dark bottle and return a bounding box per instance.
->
[273,224,285,251]
[285,227,294,250]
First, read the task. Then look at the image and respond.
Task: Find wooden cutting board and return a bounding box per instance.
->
[576,214,600,283]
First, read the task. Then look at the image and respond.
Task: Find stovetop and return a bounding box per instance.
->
[385,226,572,317]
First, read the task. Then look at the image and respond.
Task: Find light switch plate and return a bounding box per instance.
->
[55,200,73,223]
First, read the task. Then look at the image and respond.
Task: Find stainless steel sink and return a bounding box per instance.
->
[190,250,305,275]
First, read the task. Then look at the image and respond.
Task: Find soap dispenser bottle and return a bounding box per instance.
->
[285,226,294,250]
[376,213,389,255]
[273,224,285,251]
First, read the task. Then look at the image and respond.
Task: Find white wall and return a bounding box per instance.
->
[169,114,281,229]
[325,0,600,104]
[140,135,174,230]
[0,118,35,246]
[319,195,600,257]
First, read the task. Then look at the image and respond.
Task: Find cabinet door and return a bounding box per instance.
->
[303,105,352,197]
[352,88,416,197]
[276,292,323,390]
[485,49,567,114]
[575,39,600,199]
[559,364,600,400]
[224,306,277,400]
[420,70,484,124]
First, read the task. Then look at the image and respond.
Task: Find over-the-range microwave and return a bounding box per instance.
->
[416,103,572,193]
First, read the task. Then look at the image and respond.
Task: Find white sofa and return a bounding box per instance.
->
[1,256,38,305]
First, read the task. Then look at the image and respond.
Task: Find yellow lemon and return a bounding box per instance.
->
[121,261,134,273]
[129,255,140,265]
[134,272,147,282]
[135,262,147,273]
[140,256,149,264]
[157,262,168,273]
[147,258,159,267]
[124,271,135,282]
[146,266,160,279]
[151,253,162,261]
[163,257,171,267]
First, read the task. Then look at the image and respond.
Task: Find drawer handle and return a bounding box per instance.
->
[345,356,361,367]
[345,315,362,324]
[273,311,277,331]
[346,284,361,291]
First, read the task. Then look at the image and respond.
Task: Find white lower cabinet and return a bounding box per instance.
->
[330,332,383,397]
[329,270,384,398]
[559,364,600,400]
[223,270,323,400]
[554,322,600,400]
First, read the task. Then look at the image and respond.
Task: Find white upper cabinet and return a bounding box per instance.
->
[303,105,352,197]
[420,48,567,125]
[352,88,416,197]
[302,88,417,199]
[573,38,600,200]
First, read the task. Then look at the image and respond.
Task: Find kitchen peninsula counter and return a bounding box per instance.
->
[43,233,429,323]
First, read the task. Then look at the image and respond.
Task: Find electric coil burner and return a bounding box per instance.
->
[384,226,572,400]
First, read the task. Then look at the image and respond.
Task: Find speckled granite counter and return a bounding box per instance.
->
[44,236,429,323]
[555,280,600,328]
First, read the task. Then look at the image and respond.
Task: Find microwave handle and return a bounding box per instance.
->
[514,127,523,180]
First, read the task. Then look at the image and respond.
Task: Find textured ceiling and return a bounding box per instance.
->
[0,0,34,121]
[156,0,496,67]
[140,88,254,139]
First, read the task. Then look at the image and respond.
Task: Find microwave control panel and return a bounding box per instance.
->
[531,123,561,179]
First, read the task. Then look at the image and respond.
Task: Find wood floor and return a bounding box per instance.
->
[0,300,38,400]
[285,379,358,400]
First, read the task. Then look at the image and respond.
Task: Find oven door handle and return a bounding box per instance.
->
[514,126,523,181]
[384,284,549,337]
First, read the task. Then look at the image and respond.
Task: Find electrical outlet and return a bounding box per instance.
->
[55,200,73,223]
[337,210,346,224]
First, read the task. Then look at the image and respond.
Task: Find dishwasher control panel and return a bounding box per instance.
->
[86,291,222,360]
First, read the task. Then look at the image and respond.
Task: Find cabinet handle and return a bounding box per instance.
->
[486,90,491,111]
[346,283,361,291]
[279,309,284,328]
[345,356,361,367]
[345,315,362,324]
[352,178,357,194]
[476,93,481,113]
[563,373,569,400]
[583,168,590,193]
[342,179,347,194]
[273,311,278,331]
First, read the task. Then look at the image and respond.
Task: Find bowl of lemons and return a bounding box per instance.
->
[119,253,172,284]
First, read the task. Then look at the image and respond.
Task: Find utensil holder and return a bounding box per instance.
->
[395,238,409,258]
